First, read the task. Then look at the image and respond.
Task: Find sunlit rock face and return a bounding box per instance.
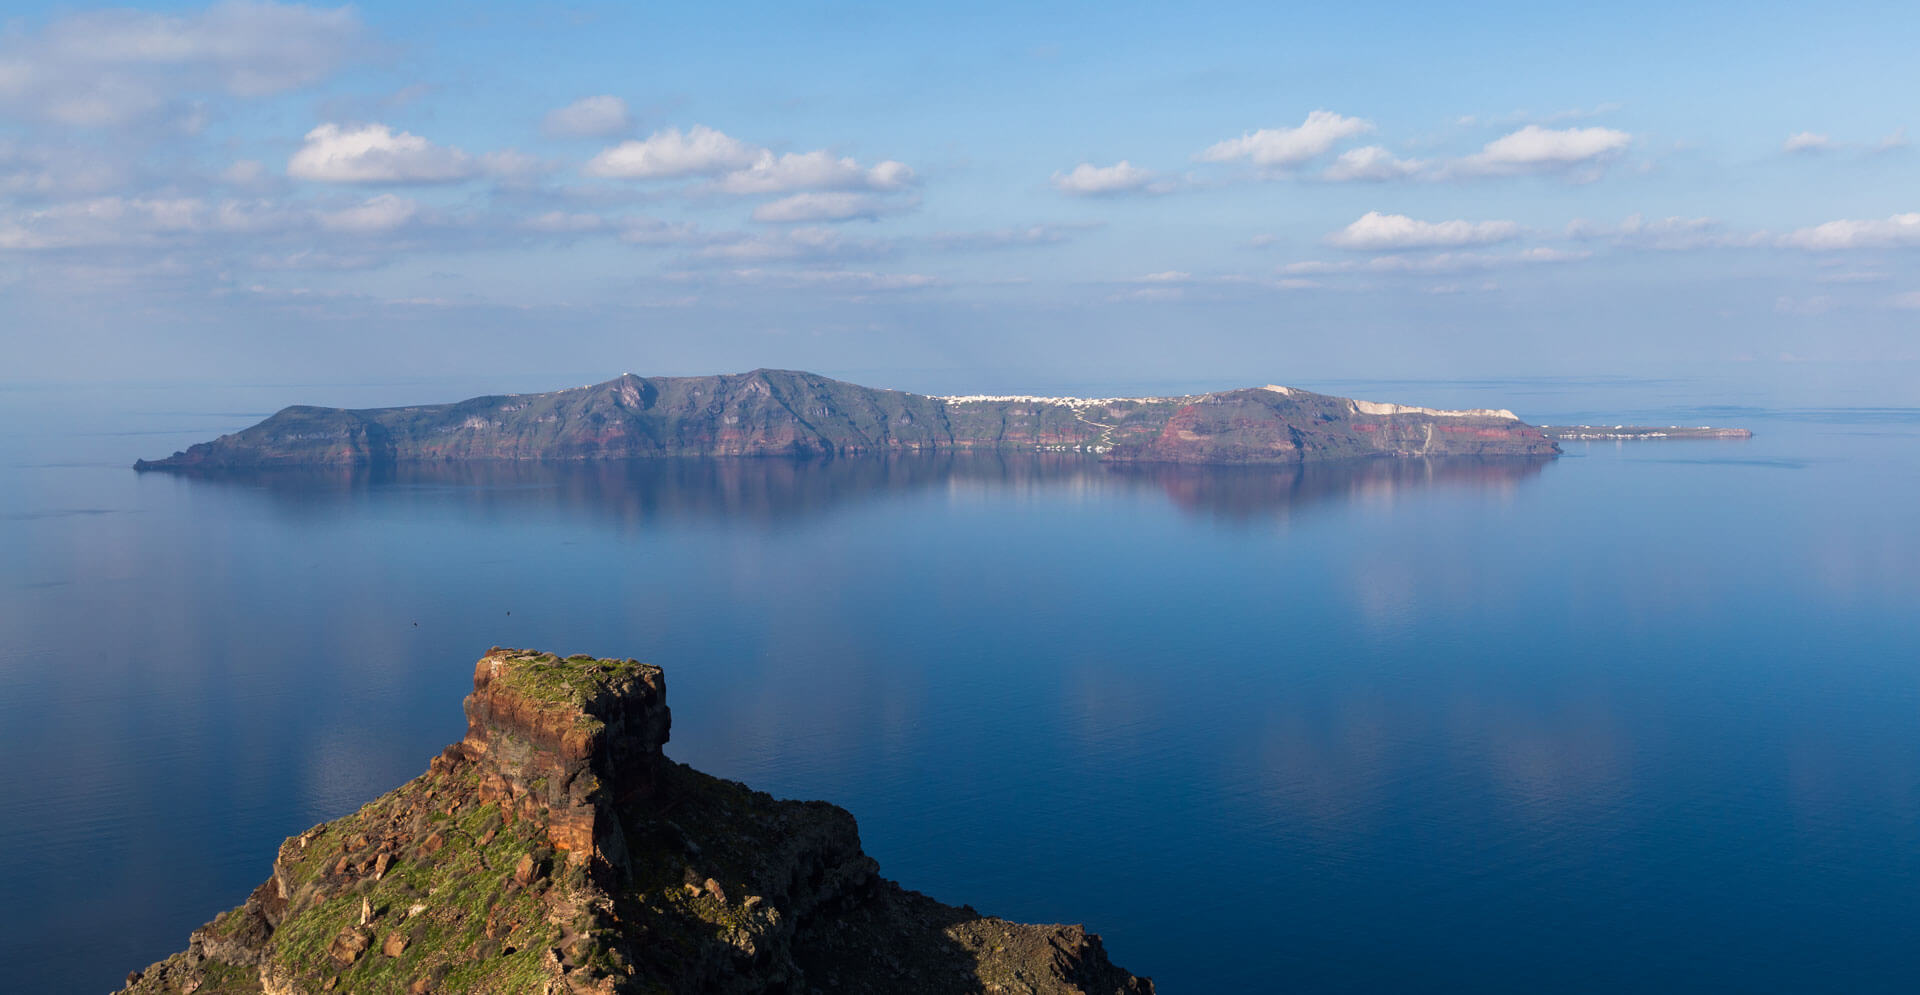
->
[457,649,671,864]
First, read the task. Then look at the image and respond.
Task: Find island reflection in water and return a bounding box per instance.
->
[23,422,1920,995]
[149,452,1553,526]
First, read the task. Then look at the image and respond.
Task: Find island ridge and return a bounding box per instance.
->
[136,369,1561,469]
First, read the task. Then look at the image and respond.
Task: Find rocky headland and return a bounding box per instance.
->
[135,369,1559,469]
[120,649,1152,995]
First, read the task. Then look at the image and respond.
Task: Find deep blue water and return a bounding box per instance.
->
[4,380,1920,993]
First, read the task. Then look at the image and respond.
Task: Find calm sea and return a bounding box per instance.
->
[3,378,1919,993]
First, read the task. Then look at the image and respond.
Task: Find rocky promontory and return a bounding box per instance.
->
[121,649,1151,995]
[1541,425,1753,441]
[135,369,1558,469]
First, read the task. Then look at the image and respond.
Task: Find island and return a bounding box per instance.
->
[1541,425,1754,441]
[135,369,1560,469]
[121,649,1153,995]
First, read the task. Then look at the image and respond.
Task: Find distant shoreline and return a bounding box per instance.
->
[1541,426,1753,441]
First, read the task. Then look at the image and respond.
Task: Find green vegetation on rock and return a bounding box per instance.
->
[119,648,1153,995]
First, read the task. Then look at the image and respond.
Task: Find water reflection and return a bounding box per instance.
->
[11,417,1920,994]
[1112,456,1550,520]
[146,453,1554,526]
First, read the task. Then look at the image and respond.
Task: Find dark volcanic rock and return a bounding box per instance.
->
[120,649,1153,995]
[135,369,1558,469]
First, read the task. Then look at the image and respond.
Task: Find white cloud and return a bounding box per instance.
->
[0,140,129,196]
[1322,146,1427,182]
[1877,128,1910,153]
[1109,271,1265,292]
[1050,161,1167,196]
[751,192,913,223]
[1568,214,1768,250]
[584,126,762,180]
[315,193,418,232]
[1361,253,1504,273]
[1196,110,1374,168]
[585,126,912,197]
[0,1,365,126]
[1889,291,1920,309]
[288,123,475,183]
[1454,125,1632,175]
[1783,131,1831,154]
[1364,249,1587,273]
[1539,103,1623,124]
[695,230,836,262]
[479,149,554,184]
[715,268,938,291]
[615,217,712,246]
[524,211,604,233]
[1280,247,1586,276]
[1774,295,1833,316]
[206,198,295,233]
[1814,270,1887,284]
[248,249,382,271]
[543,95,632,138]
[1513,247,1590,263]
[1110,287,1185,302]
[1460,104,1624,128]
[1325,211,1521,250]
[0,195,296,248]
[1278,260,1351,275]
[220,159,270,187]
[716,150,915,195]
[927,223,1096,250]
[1778,213,1920,250]
[689,226,892,264]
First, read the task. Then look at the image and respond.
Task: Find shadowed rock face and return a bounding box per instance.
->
[119,649,1153,995]
[135,369,1558,469]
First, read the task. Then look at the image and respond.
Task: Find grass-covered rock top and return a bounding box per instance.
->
[479,649,661,716]
[120,647,1153,995]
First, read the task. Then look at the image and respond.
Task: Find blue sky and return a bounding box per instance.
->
[3,0,1918,396]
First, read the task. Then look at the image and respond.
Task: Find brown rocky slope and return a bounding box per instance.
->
[120,649,1152,995]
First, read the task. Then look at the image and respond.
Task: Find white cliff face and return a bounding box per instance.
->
[1349,398,1519,420]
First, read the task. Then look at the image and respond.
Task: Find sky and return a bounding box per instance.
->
[2,0,1918,398]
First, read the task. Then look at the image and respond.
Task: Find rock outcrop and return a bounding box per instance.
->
[135,369,1558,469]
[119,649,1153,995]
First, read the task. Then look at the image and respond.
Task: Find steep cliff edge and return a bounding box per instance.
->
[120,649,1152,995]
[134,369,1558,469]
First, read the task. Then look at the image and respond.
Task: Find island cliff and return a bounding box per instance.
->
[119,649,1151,995]
[135,369,1558,469]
